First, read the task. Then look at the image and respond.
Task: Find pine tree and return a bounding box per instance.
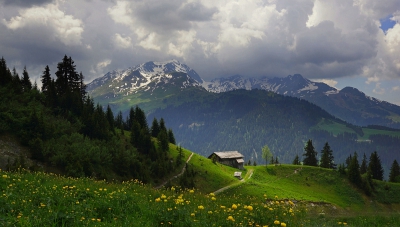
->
[168,128,176,144]
[21,66,32,92]
[347,152,362,187]
[151,118,160,137]
[368,151,384,181]
[41,65,51,93]
[0,57,12,86]
[303,139,318,166]
[115,111,123,130]
[389,159,400,183]
[106,105,115,133]
[320,142,336,169]
[292,154,300,165]
[158,129,169,153]
[360,153,368,174]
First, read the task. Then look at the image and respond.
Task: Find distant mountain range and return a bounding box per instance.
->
[87,60,400,129]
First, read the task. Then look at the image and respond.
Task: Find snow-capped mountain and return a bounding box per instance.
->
[202,74,400,128]
[202,74,337,97]
[87,60,203,98]
[87,60,400,128]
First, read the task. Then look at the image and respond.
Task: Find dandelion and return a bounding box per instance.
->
[161,194,167,199]
[209,192,215,197]
[274,220,280,225]
[2,175,8,178]
[227,216,235,222]
[198,205,204,210]
[247,205,253,211]
[232,204,238,210]
[211,197,216,201]
[155,198,161,202]
[189,189,194,193]
[281,222,286,227]
[191,213,195,217]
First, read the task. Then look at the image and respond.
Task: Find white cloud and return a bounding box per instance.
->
[373,83,385,95]
[314,79,338,88]
[3,3,84,46]
[114,33,132,49]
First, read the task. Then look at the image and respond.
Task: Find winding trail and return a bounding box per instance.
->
[154,153,194,189]
[212,166,302,195]
[213,169,254,195]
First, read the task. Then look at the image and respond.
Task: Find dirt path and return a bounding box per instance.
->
[154,153,194,189]
[213,169,254,194]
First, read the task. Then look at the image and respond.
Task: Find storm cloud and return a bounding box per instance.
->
[0,0,400,103]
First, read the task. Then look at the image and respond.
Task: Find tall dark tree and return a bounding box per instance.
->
[368,151,384,181]
[303,139,318,166]
[320,142,336,169]
[347,152,362,187]
[292,154,300,165]
[360,153,368,174]
[151,118,160,137]
[389,159,400,183]
[135,106,148,132]
[0,57,12,86]
[158,129,169,153]
[79,72,87,99]
[41,65,51,93]
[21,66,32,91]
[106,105,115,133]
[168,128,176,144]
[115,110,124,130]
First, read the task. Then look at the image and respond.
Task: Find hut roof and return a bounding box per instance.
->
[209,151,244,159]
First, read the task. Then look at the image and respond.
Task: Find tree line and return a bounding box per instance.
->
[0,56,179,183]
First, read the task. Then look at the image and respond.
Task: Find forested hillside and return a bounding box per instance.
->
[148,89,400,175]
[0,56,179,183]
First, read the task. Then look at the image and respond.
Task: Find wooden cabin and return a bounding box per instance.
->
[208,151,244,169]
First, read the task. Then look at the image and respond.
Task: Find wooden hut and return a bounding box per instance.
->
[208,151,244,169]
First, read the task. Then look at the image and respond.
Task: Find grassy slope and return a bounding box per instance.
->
[313,118,400,139]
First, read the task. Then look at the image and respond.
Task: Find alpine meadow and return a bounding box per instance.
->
[1,54,400,226]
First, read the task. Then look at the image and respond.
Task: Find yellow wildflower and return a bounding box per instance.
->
[227,216,235,222]
[281,222,286,227]
[274,220,280,225]
[232,204,238,210]
[247,205,253,211]
[198,205,204,210]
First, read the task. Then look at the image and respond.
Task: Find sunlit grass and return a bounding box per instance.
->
[2,168,400,226]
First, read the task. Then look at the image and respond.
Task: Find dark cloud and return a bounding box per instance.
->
[2,0,54,7]
[178,2,217,21]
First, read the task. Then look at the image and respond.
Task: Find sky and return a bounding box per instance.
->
[1,0,400,104]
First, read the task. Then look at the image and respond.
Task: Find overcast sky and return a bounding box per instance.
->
[1,0,400,104]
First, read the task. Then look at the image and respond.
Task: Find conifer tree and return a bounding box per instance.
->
[41,65,51,93]
[0,57,12,86]
[151,118,160,137]
[168,128,176,144]
[21,66,32,91]
[303,139,318,166]
[292,154,300,165]
[106,105,115,133]
[368,151,384,181]
[347,152,362,187]
[389,159,400,183]
[360,153,368,174]
[158,129,169,153]
[115,111,124,130]
[320,142,336,169]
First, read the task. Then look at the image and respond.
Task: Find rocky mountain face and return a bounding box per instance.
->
[87,60,400,128]
[87,60,203,100]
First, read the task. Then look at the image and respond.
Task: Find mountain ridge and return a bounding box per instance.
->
[87,60,400,129]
